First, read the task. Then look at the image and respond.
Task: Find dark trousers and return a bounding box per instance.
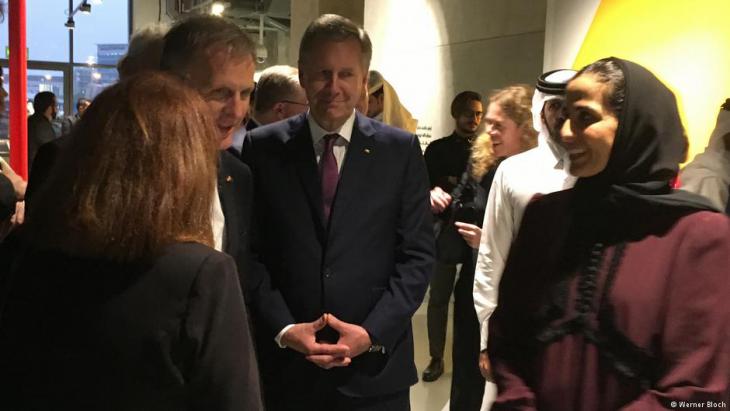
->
[426,256,485,411]
[450,253,485,410]
[264,375,410,411]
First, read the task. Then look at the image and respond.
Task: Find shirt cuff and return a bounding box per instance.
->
[275,324,295,348]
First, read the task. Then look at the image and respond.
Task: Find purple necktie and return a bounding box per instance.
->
[319,134,339,223]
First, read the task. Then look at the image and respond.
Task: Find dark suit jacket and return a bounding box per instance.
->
[245,112,434,398]
[218,150,260,301]
[27,113,57,171]
[0,242,262,411]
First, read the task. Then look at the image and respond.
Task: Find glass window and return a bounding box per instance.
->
[73,1,129,65]
[73,66,117,103]
[27,68,66,135]
[0,1,70,62]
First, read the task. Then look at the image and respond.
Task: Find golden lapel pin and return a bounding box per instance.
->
[364,148,371,154]
[225,175,233,183]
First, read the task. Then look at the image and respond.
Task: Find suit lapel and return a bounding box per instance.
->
[217,152,240,255]
[328,114,376,232]
[285,119,327,243]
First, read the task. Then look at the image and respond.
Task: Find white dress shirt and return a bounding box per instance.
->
[473,139,576,350]
[275,110,356,348]
[211,184,226,252]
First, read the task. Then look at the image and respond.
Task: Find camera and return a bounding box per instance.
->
[256,43,268,64]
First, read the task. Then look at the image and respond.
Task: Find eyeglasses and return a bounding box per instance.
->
[280,100,309,107]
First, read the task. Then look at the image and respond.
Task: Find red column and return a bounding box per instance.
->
[8,0,27,178]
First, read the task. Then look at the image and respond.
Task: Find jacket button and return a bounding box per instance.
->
[323,268,332,279]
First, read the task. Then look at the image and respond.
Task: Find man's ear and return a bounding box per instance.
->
[273,102,286,120]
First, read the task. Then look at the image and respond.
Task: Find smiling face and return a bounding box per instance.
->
[192,50,256,150]
[299,38,367,131]
[485,102,524,158]
[561,73,619,177]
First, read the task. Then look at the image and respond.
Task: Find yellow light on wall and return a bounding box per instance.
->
[573,0,730,164]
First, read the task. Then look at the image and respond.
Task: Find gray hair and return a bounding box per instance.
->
[253,65,301,115]
[117,23,169,80]
[161,15,255,81]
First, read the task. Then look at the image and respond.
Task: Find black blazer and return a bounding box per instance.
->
[218,150,259,301]
[0,242,262,410]
[246,113,435,397]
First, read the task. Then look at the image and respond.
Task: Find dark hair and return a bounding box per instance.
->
[76,98,91,110]
[450,91,482,118]
[161,15,255,82]
[253,65,301,114]
[574,58,626,115]
[26,72,218,261]
[299,14,372,71]
[33,91,56,114]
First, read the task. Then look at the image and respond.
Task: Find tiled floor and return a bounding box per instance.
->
[409,298,496,411]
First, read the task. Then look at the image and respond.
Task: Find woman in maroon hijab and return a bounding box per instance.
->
[489,57,729,410]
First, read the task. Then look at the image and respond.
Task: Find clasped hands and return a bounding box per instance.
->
[280,313,372,370]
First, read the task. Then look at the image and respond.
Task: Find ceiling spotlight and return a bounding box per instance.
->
[65,17,75,29]
[80,1,91,14]
[211,2,226,16]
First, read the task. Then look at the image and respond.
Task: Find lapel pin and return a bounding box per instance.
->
[225,175,233,183]
[364,148,371,154]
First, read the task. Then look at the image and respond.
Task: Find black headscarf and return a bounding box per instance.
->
[574,57,717,213]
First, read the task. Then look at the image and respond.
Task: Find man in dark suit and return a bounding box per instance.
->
[246,14,434,411]
[27,92,57,172]
[159,16,258,301]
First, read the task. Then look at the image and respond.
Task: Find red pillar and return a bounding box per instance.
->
[8,0,27,178]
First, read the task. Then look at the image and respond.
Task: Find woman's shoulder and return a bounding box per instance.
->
[156,243,234,275]
[671,210,730,242]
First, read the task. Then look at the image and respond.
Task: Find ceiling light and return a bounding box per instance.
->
[211,2,226,16]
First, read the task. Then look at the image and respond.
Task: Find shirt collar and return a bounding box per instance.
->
[308,110,356,145]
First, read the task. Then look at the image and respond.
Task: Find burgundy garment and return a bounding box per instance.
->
[319,134,339,224]
[489,189,730,411]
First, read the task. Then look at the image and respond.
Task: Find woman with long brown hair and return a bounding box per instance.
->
[0,72,262,410]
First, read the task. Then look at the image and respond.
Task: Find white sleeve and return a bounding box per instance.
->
[473,165,515,351]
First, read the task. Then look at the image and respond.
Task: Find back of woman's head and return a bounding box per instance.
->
[488,84,538,149]
[27,72,218,261]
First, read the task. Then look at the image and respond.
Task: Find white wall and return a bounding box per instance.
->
[364,0,546,149]
[543,0,601,71]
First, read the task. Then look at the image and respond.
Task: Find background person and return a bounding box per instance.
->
[679,99,730,212]
[423,91,483,383]
[60,98,91,136]
[472,70,576,382]
[0,72,262,411]
[489,58,729,410]
[366,70,418,133]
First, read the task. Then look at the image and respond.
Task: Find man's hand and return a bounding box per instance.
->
[282,315,351,369]
[430,186,452,214]
[324,314,372,358]
[479,351,493,381]
[0,159,27,200]
[455,221,481,249]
